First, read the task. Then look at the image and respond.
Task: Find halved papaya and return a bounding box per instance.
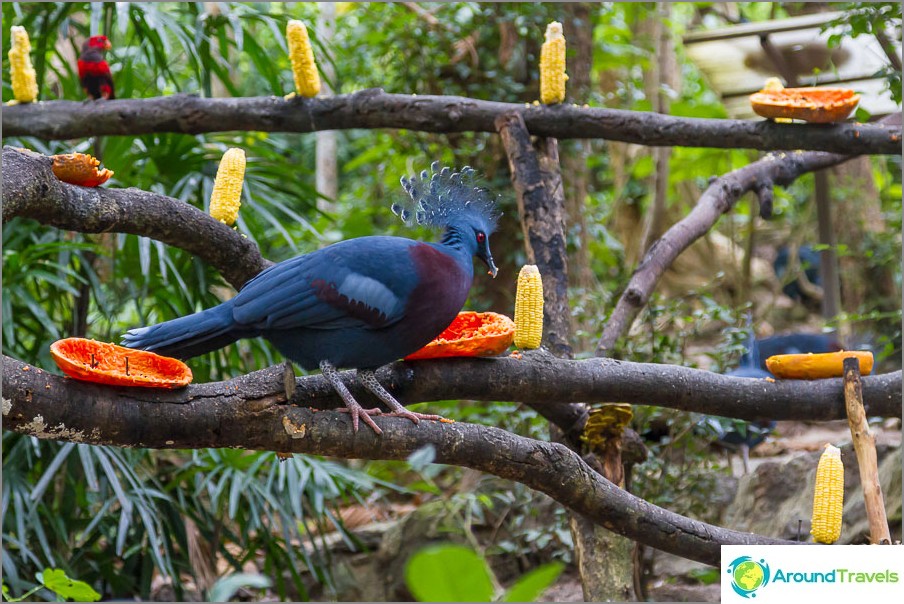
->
[765,350,873,380]
[50,338,192,388]
[405,311,515,360]
[51,152,114,187]
[749,87,860,123]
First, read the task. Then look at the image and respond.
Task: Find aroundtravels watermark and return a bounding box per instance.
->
[722,545,904,602]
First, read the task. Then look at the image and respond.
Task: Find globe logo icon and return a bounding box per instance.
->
[727,556,770,598]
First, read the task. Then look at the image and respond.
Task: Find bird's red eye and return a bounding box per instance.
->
[476,232,485,243]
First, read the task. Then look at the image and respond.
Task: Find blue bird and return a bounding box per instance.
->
[122,163,500,434]
[740,332,841,373]
[711,325,776,474]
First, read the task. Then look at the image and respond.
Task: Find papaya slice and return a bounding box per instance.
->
[765,350,873,380]
[405,311,515,360]
[51,152,114,187]
[50,338,192,388]
[749,87,860,123]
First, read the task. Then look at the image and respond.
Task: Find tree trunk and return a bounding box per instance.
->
[562,3,595,293]
[316,2,339,212]
[639,3,675,257]
[830,157,899,315]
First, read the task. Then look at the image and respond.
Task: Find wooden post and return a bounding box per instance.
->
[842,357,891,544]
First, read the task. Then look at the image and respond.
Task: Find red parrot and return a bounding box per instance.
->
[78,35,114,100]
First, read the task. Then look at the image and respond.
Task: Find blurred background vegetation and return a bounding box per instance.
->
[2,2,900,601]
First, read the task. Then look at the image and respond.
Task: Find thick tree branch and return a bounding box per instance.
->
[4,354,899,435]
[2,147,270,290]
[595,114,902,355]
[3,91,900,154]
[3,354,805,567]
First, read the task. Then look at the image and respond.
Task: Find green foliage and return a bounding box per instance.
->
[824,3,902,104]
[1,433,389,601]
[405,543,563,602]
[406,544,495,602]
[2,569,101,603]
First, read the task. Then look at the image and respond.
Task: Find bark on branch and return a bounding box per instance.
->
[2,147,270,290]
[3,91,901,154]
[3,353,807,567]
[4,353,900,437]
[595,114,902,355]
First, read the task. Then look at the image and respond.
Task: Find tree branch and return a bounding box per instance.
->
[3,91,900,154]
[4,353,899,436]
[3,353,808,567]
[1,147,270,290]
[595,114,903,355]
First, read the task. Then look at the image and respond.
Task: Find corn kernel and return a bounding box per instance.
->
[514,265,543,349]
[209,148,246,226]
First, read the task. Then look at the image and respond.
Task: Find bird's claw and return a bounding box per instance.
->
[384,410,446,425]
[337,406,384,435]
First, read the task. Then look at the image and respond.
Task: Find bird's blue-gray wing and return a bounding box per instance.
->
[231,240,410,330]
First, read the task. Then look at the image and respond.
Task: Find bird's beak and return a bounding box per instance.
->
[486,255,498,279]
[104,40,112,50]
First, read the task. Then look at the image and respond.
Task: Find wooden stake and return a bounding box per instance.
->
[842,357,891,544]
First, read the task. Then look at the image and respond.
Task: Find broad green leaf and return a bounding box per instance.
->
[502,562,564,602]
[405,544,494,602]
[40,569,101,602]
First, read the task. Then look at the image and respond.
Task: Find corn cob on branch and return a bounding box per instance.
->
[209,147,246,226]
[286,20,321,97]
[539,21,567,104]
[811,443,844,544]
[8,26,38,103]
[514,264,544,349]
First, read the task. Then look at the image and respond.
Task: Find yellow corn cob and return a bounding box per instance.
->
[514,265,543,349]
[539,21,567,104]
[763,77,784,92]
[8,26,38,103]
[811,443,844,544]
[762,78,793,122]
[209,148,246,226]
[286,20,321,97]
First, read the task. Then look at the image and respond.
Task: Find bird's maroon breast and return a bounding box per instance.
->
[405,244,472,337]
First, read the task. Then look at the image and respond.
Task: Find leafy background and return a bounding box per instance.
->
[2,2,901,601]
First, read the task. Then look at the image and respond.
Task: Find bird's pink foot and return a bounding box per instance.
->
[337,405,384,435]
[383,410,446,425]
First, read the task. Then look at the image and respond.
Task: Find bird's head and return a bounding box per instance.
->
[84,35,112,52]
[394,163,500,277]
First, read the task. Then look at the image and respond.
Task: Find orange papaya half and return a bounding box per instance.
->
[765,350,873,380]
[749,87,859,123]
[50,337,192,388]
[405,311,515,361]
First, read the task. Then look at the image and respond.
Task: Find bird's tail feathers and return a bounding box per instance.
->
[122,304,249,360]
